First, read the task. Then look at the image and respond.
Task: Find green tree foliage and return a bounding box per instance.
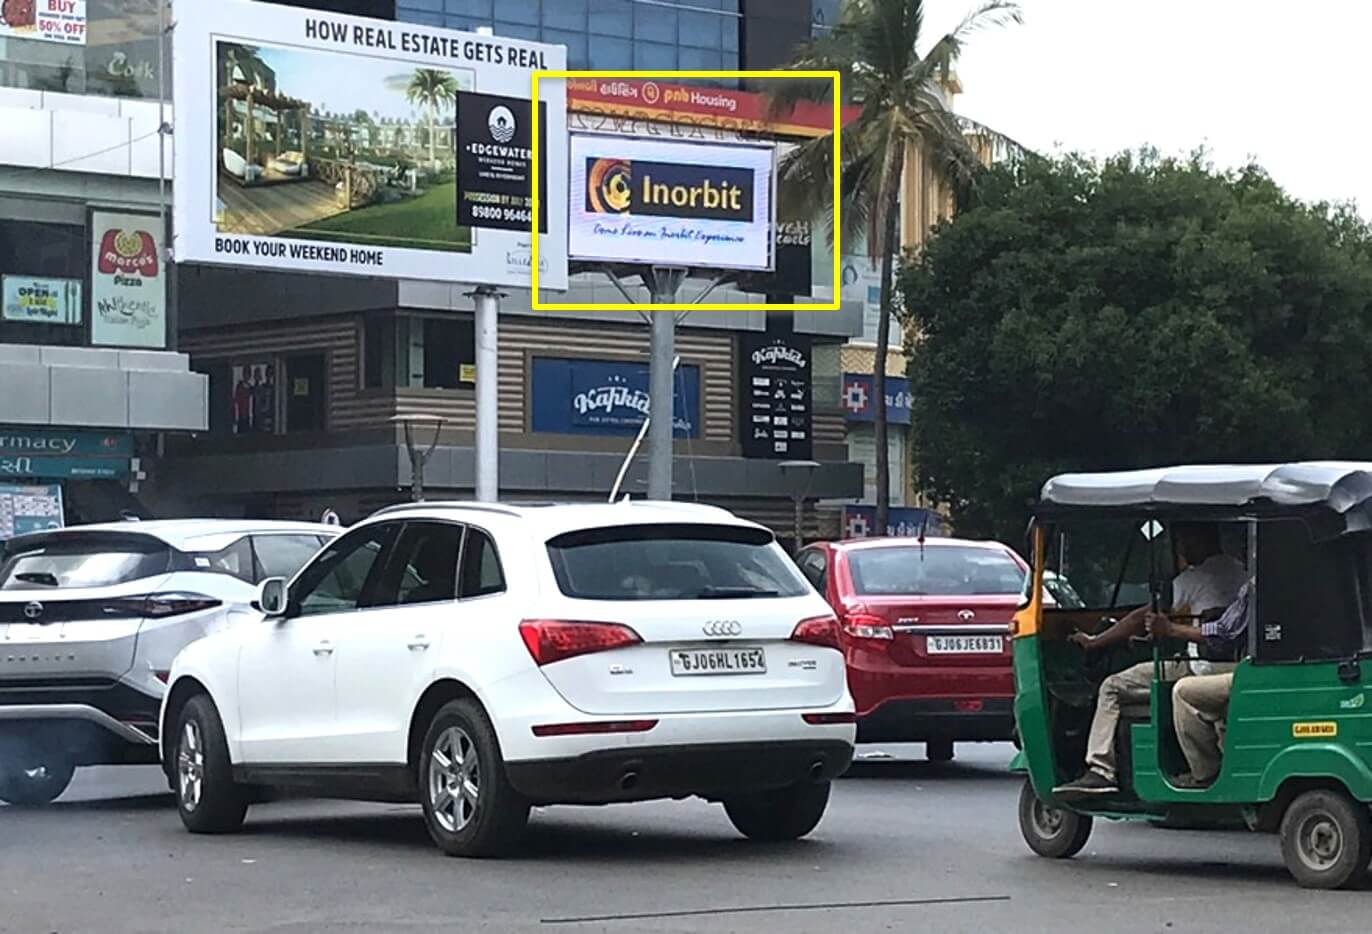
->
[901,151,1372,540]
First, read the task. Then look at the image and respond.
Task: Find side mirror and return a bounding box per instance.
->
[257,577,289,618]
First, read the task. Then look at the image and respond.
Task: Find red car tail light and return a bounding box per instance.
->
[518,619,643,666]
[840,613,894,641]
[106,593,223,619]
[790,614,841,651]
[802,712,856,725]
[531,719,658,737]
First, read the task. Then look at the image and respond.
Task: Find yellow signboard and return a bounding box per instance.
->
[1292,721,1338,738]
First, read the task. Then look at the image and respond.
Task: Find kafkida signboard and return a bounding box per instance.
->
[0,0,87,45]
[569,134,774,271]
[172,0,568,288]
[739,331,812,460]
[530,357,701,438]
[90,211,166,349]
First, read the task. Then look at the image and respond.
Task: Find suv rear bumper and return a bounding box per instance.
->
[0,704,158,746]
[0,681,161,764]
[856,697,1014,743]
[505,739,854,805]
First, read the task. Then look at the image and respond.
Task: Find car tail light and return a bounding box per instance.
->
[790,614,841,651]
[518,619,643,666]
[106,593,222,619]
[531,719,658,737]
[840,613,894,640]
[953,699,984,713]
[802,712,856,725]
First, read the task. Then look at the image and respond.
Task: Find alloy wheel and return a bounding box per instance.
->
[178,719,205,812]
[429,726,480,833]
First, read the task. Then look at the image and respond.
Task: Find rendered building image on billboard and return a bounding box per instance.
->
[173,0,568,288]
[568,134,775,272]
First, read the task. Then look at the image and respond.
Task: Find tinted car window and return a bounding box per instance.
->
[254,534,329,581]
[190,537,254,583]
[292,525,394,617]
[459,528,505,598]
[547,523,809,601]
[377,522,463,607]
[848,546,1026,597]
[797,549,827,591]
[0,534,172,590]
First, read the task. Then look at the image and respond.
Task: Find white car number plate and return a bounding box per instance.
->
[670,646,766,676]
[927,635,1004,654]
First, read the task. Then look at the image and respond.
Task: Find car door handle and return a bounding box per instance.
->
[407,636,431,651]
[313,640,334,656]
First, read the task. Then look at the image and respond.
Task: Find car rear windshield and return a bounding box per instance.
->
[546,523,810,601]
[0,534,173,590]
[848,545,1025,596]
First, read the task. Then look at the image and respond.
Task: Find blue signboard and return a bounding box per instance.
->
[0,456,129,480]
[531,357,701,438]
[841,373,912,425]
[842,505,947,540]
[0,427,134,458]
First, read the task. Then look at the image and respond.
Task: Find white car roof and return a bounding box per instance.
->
[363,500,766,540]
[46,519,340,552]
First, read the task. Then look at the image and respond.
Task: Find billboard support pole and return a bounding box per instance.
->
[647,266,686,501]
[470,285,503,503]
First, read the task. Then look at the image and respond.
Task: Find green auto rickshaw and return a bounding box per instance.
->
[1013,463,1372,889]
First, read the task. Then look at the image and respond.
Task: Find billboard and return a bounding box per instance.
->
[738,331,812,460]
[90,210,166,349]
[0,0,86,45]
[842,505,947,540]
[530,357,701,438]
[568,134,773,271]
[173,0,567,289]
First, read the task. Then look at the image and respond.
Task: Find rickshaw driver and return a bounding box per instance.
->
[1055,523,1247,797]
[1146,581,1252,788]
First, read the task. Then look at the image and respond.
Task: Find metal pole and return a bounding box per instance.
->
[471,285,502,502]
[647,268,684,501]
[793,492,803,554]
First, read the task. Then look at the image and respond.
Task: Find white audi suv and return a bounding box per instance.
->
[0,519,339,805]
[161,501,855,856]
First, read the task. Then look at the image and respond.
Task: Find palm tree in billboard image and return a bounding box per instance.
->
[405,68,458,171]
[773,0,1019,531]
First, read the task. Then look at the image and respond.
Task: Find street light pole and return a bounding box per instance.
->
[778,459,821,554]
[395,414,444,502]
[647,266,685,501]
[468,285,503,503]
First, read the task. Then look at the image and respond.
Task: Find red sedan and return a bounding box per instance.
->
[795,537,1027,761]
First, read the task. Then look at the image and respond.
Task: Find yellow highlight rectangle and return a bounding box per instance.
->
[530,70,842,312]
[1293,721,1338,738]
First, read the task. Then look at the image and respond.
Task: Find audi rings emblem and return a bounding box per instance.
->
[702,620,743,637]
[23,601,43,621]
[957,609,976,622]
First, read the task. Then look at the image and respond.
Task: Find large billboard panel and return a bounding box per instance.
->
[173,0,567,289]
[568,134,774,271]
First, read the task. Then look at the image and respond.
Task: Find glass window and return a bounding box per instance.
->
[797,549,827,592]
[633,40,677,69]
[589,0,632,37]
[292,525,395,617]
[722,17,739,53]
[459,528,506,598]
[399,0,445,11]
[543,29,589,68]
[284,353,325,432]
[0,534,171,590]
[547,524,809,601]
[678,9,722,48]
[633,4,677,42]
[0,216,86,348]
[543,0,587,31]
[588,36,632,69]
[441,14,494,31]
[0,0,165,100]
[190,537,254,584]
[402,11,446,26]
[374,521,463,606]
[444,0,491,14]
[848,545,1026,597]
[496,1,540,26]
[253,535,329,582]
[679,46,723,71]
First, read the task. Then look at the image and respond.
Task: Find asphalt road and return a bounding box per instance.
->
[3,743,1370,934]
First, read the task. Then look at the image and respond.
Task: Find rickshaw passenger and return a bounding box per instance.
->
[1148,582,1251,788]
[1055,524,1246,796]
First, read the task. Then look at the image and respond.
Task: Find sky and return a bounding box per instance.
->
[924,0,1372,217]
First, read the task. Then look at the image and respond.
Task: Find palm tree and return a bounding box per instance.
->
[405,68,459,170]
[774,0,1019,532]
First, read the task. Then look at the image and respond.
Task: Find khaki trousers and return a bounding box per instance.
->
[1086,660,1191,782]
[1172,672,1235,782]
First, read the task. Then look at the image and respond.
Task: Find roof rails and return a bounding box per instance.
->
[371,501,526,519]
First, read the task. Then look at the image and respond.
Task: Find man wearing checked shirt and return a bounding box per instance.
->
[1145,580,1252,788]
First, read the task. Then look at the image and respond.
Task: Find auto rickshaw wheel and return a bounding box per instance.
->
[1279,789,1372,890]
[1018,778,1092,859]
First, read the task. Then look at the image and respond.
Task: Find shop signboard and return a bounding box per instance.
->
[530,357,700,438]
[0,483,64,540]
[90,210,166,348]
[841,372,912,425]
[739,331,812,459]
[569,134,774,271]
[173,0,568,288]
[0,0,86,45]
[842,505,946,540]
[0,427,132,481]
[1,276,82,325]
